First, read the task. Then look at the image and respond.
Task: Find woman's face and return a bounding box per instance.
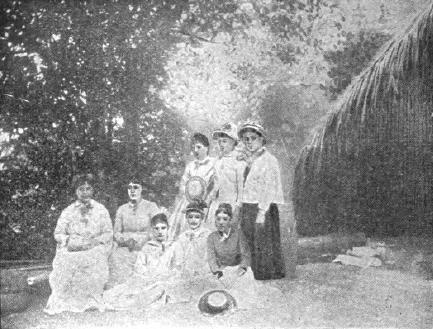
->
[218,136,236,155]
[152,222,168,242]
[192,142,208,160]
[242,131,263,153]
[127,183,142,202]
[186,210,203,231]
[76,182,93,202]
[215,212,231,233]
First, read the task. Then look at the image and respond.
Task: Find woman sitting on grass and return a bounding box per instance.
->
[107,177,164,288]
[44,174,113,315]
[207,203,286,310]
[172,200,212,277]
[103,213,178,310]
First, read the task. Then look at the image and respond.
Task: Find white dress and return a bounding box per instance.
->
[44,200,113,314]
[103,240,178,310]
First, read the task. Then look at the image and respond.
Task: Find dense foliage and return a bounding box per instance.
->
[1,0,426,259]
[0,0,189,260]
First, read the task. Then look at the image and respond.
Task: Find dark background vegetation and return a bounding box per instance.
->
[1,0,428,260]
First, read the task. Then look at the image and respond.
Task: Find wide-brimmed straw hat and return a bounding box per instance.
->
[198,290,237,316]
[212,122,238,141]
[237,122,266,140]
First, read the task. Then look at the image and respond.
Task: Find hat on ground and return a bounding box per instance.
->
[212,122,238,141]
[198,289,237,316]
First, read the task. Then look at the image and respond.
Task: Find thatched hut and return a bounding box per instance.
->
[293,3,433,237]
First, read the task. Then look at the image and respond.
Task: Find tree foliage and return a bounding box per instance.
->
[0,0,188,260]
[1,0,429,259]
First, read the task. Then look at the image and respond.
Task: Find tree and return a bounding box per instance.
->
[0,0,188,259]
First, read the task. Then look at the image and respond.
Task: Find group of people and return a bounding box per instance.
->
[44,122,286,314]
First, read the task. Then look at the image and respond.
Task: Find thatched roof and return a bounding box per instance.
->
[293,3,433,236]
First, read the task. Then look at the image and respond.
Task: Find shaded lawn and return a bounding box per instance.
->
[2,262,432,329]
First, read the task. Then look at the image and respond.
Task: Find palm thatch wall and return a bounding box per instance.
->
[293,3,433,237]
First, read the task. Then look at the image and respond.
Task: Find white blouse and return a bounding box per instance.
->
[214,151,246,206]
[240,149,284,211]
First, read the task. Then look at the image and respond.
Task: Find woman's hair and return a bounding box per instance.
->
[127,174,142,186]
[215,203,232,218]
[150,213,169,227]
[71,173,95,191]
[185,199,207,215]
[191,132,210,148]
[241,127,263,137]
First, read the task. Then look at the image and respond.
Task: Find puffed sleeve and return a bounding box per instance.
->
[93,206,113,245]
[235,160,247,206]
[258,154,284,212]
[113,206,124,242]
[179,162,192,195]
[149,201,162,218]
[53,207,71,247]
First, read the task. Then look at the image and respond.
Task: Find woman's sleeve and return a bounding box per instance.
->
[94,207,113,245]
[258,156,284,212]
[235,160,246,205]
[207,234,220,273]
[113,207,123,242]
[53,208,70,246]
[179,163,191,195]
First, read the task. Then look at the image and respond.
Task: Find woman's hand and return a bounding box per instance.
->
[256,209,266,224]
[237,267,247,277]
[67,235,101,252]
[125,238,138,252]
[214,271,223,279]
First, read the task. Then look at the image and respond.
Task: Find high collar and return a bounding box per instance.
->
[147,239,167,249]
[219,150,236,159]
[252,147,266,158]
[185,226,208,239]
[194,156,211,166]
[128,198,144,208]
[74,199,94,208]
[218,227,232,241]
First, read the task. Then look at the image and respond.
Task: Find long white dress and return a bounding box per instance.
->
[44,200,113,314]
[103,239,179,310]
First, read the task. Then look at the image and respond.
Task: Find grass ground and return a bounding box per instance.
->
[2,236,432,329]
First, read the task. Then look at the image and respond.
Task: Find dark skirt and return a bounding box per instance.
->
[239,203,285,280]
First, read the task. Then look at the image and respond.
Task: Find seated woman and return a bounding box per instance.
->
[207,203,285,310]
[107,177,164,288]
[172,200,212,277]
[44,174,113,315]
[103,213,178,311]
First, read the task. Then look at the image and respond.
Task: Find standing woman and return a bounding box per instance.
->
[238,123,285,280]
[168,133,216,241]
[210,123,245,227]
[45,174,113,314]
[107,177,163,288]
